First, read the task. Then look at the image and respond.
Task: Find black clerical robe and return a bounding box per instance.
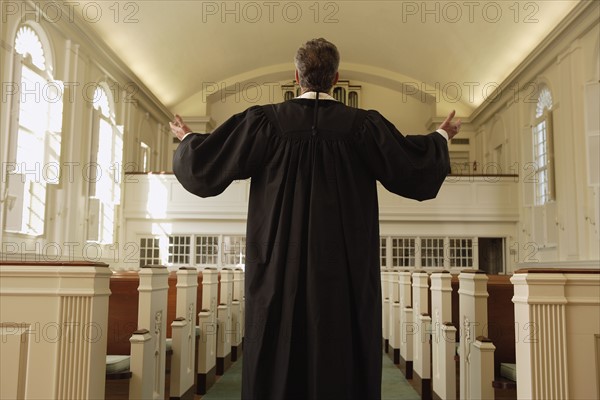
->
[173,98,450,400]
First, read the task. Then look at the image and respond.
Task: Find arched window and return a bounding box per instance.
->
[532,86,555,205]
[333,87,346,103]
[348,91,359,108]
[87,84,123,243]
[5,24,63,236]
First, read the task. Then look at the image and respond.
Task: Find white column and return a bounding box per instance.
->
[389,269,401,361]
[399,271,412,372]
[196,310,216,394]
[169,268,198,398]
[233,267,245,339]
[170,318,193,399]
[412,271,430,382]
[440,323,457,400]
[431,272,455,399]
[458,270,489,400]
[415,313,431,399]
[0,262,111,400]
[219,268,235,354]
[132,265,169,400]
[201,268,219,376]
[381,268,390,351]
[219,268,234,306]
[202,268,219,320]
[216,303,232,375]
[230,300,242,360]
[233,268,244,301]
[129,329,153,400]
[511,271,568,400]
[402,307,414,379]
[470,337,496,400]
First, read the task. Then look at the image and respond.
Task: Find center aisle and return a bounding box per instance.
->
[199,352,420,399]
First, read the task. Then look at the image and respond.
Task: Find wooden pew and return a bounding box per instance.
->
[107,272,140,355]
[400,272,515,400]
[107,270,205,356]
[450,274,516,378]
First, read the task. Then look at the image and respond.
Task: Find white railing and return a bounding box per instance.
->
[123,174,519,222]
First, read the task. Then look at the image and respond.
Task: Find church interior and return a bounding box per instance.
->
[0,0,599,399]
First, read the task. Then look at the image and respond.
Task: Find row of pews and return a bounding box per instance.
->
[1,261,598,399]
[106,266,245,399]
[381,268,600,400]
[381,269,504,400]
[0,261,244,400]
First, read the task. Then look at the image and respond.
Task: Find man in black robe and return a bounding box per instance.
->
[171,38,461,400]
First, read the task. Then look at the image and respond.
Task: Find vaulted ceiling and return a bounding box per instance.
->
[74,0,581,114]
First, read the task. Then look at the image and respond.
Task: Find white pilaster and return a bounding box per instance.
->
[134,265,169,400]
[170,318,193,398]
[200,268,219,382]
[170,268,198,398]
[381,268,391,347]
[458,271,489,400]
[216,303,232,373]
[440,323,457,400]
[398,270,412,363]
[431,271,454,399]
[129,329,153,400]
[511,271,569,400]
[389,269,400,357]
[471,338,496,400]
[412,271,430,380]
[0,262,111,400]
[233,268,245,339]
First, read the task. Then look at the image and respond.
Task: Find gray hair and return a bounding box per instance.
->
[294,38,340,93]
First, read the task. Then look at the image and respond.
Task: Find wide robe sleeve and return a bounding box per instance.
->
[173,106,270,198]
[355,110,451,201]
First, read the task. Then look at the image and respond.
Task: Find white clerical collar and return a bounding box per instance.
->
[295,91,337,100]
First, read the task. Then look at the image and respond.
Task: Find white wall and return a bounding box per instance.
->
[472,12,600,263]
[0,2,172,264]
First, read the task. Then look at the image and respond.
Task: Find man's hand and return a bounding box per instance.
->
[169,114,192,141]
[438,110,461,140]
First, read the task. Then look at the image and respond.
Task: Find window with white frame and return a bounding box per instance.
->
[5,25,63,236]
[392,238,416,267]
[222,235,246,266]
[533,86,555,205]
[168,235,191,264]
[421,238,444,267]
[139,141,151,172]
[139,237,161,268]
[88,84,123,244]
[380,237,387,268]
[196,235,219,265]
[449,238,473,267]
[378,236,476,269]
[138,234,247,268]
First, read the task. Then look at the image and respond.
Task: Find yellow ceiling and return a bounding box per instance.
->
[73,0,581,112]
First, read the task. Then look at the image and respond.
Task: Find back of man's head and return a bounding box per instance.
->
[294,38,339,93]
